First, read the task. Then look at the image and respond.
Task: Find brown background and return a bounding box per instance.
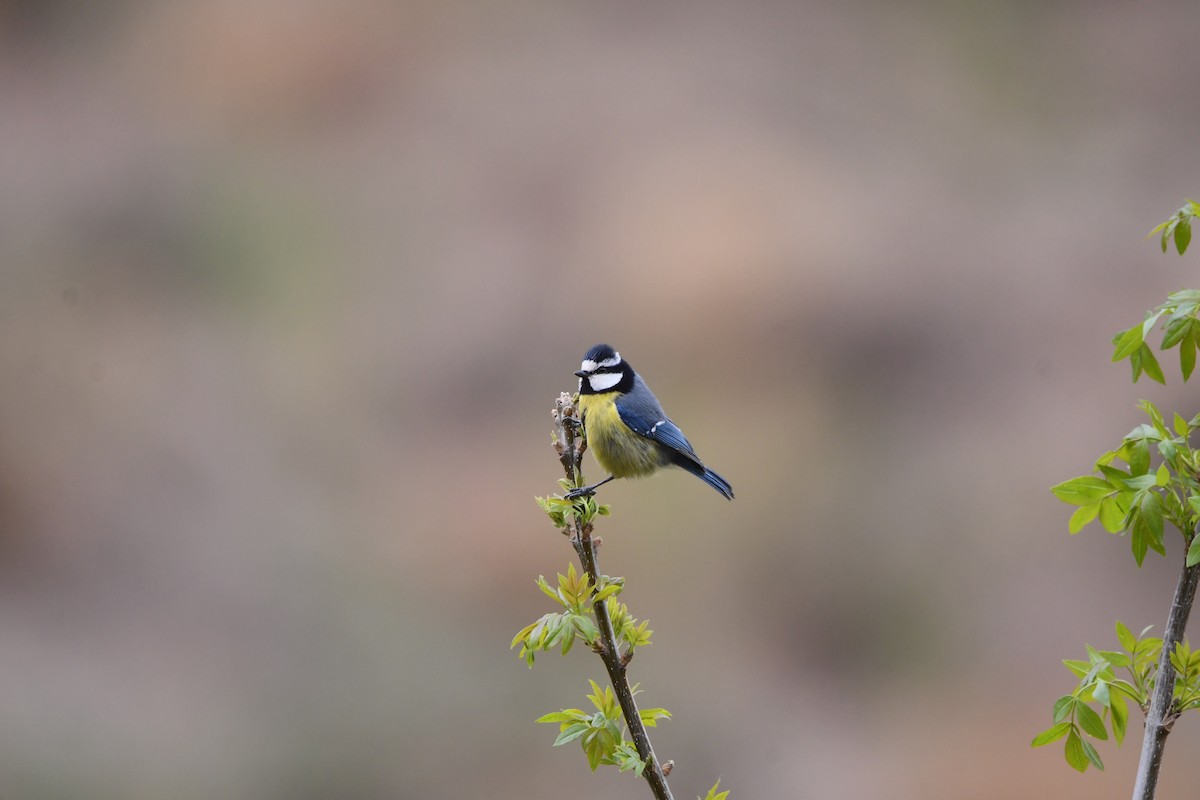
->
[2,1,1200,798]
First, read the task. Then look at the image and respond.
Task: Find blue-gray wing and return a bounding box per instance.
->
[614,380,698,460]
[615,376,734,499]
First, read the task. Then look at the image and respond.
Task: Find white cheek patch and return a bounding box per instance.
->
[588,372,623,392]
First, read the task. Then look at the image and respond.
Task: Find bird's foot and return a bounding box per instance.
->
[564,475,614,500]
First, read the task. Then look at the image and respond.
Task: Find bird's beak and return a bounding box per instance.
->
[574,370,589,378]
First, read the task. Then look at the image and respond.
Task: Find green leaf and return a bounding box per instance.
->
[585,736,604,771]
[1064,728,1089,772]
[1156,463,1171,487]
[1063,659,1091,679]
[701,779,731,800]
[536,575,562,604]
[1051,476,1113,506]
[1097,463,1131,484]
[1139,491,1166,555]
[1175,217,1192,254]
[1080,737,1105,771]
[1116,620,1137,653]
[1070,705,1104,743]
[1068,504,1099,534]
[626,619,653,647]
[1110,690,1129,746]
[512,621,537,650]
[639,707,672,727]
[1031,721,1073,747]
[1112,325,1145,361]
[1099,495,1128,533]
[1182,327,1197,381]
[1121,475,1158,491]
[536,709,587,724]
[1162,316,1193,349]
[586,679,605,709]
[1135,636,1163,663]
[553,722,590,746]
[1138,344,1167,384]
[593,583,622,603]
[1098,649,1131,667]
[1092,680,1111,708]
[1125,436,1153,476]
[1172,290,1200,306]
[1187,536,1200,568]
[545,619,569,651]
[1080,647,1106,685]
[1143,311,1167,340]
[571,614,600,644]
[1132,347,1148,381]
[1140,400,1170,437]
[1170,642,1189,674]
[611,742,646,775]
[1052,694,1077,722]
[1161,220,1176,253]
[1131,523,1149,566]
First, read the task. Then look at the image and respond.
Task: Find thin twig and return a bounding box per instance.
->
[1132,523,1200,800]
[552,393,675,800]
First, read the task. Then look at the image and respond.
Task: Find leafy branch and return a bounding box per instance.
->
[1147,200,1198,256]
[1041,202,1200,800]
[1031,620,1185,772]
[514,393,726,800]
[1050,402,1200,568]
[1111,200,1200,384]
[1110,290,1200,384]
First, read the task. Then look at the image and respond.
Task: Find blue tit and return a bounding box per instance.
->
[566,344,733,500]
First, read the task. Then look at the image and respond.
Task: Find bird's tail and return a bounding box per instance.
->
[672,453,734,500]
[699,467,734,500]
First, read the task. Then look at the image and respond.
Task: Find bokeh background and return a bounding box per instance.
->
[3,1,1200,798]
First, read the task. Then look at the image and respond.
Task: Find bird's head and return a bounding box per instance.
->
[575,343,630,394]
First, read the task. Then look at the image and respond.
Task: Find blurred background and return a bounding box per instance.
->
[2,1,1200,797]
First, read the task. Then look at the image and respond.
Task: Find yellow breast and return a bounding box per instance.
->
[577,392,666,479]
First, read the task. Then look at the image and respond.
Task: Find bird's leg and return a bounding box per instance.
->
[565,475,615,499]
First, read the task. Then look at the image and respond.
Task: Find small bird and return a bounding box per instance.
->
[566,344,733,500]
